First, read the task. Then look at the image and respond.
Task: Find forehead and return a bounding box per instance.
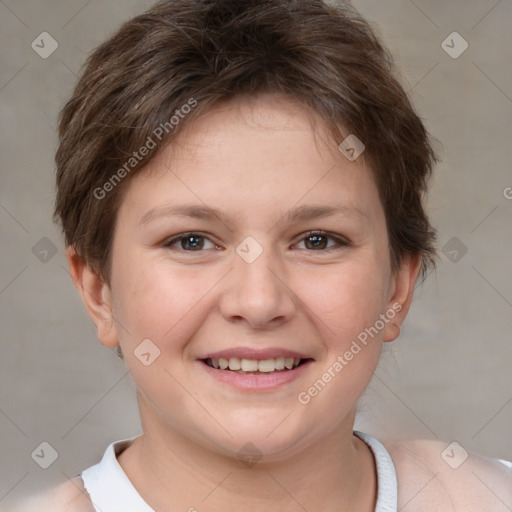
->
[149,94,355,174]
[119,94,382,224]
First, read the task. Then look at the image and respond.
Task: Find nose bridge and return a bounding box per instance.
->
[219,237,295,328]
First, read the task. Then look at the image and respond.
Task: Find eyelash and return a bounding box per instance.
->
[163,231,350,253]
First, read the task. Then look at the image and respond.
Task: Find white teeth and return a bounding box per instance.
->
[208,356,303,372]
[241,358,259,372]
[258,359,276,372]
[228,357,241,370]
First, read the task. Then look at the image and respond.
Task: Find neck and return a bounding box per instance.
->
[117,398,377,512]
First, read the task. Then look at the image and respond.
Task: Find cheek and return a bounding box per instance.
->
[295,265,387,426]
[311,263,390,402]
[297,259,389,348]
[110,259,214,410]
[111,252,214,350]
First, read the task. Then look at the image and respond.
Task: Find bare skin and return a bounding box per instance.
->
[16,94,511,511]
[16,438,512,512]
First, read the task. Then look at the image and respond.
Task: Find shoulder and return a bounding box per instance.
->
[12,477,95,512]
[383,437,512,511]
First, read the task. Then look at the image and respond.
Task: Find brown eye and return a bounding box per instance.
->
[304,235,329,250]
[164,233,216,251]
[180,235,205,250]
[296,232,349,251]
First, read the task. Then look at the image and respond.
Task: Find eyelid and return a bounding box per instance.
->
[164,232,220,250]
[293,230,350,250]
[164,230,350,252]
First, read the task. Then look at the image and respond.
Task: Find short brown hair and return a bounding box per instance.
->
[54,0,438,283]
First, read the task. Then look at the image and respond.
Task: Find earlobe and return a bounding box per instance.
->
[65,247,119,349]
[383,253,421,343]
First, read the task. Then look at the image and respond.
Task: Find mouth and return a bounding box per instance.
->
[201,356,313,375]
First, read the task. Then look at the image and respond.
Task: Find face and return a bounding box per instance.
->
[76,94,416,461]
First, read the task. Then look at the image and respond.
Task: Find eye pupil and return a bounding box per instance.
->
[168,232,342,253]
[183,236,203,250]
[306,235,327,250]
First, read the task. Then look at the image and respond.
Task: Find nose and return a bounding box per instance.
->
[218,244,296,330]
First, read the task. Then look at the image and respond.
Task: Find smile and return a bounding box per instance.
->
[199,354,314,391]
[204,356,306,374]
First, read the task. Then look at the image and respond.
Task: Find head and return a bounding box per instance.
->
[55,0,438,460]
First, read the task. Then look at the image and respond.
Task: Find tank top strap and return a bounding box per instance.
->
[354,431,398,512]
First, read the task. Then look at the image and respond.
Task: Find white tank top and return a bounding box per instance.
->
[79,431,398,512]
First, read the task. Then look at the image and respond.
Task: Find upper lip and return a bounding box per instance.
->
[200,347,314,360]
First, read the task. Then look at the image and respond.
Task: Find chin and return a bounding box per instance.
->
[203,416,312,461]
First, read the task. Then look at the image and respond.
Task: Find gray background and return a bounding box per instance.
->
[1,0,511,505]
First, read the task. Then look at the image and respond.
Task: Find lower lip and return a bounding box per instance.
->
[199,360,313,391]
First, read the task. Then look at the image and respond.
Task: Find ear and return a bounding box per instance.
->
[383,253,422,343]
[65,246,119,349]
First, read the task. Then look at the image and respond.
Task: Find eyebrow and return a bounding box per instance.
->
[139,203,369,226]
